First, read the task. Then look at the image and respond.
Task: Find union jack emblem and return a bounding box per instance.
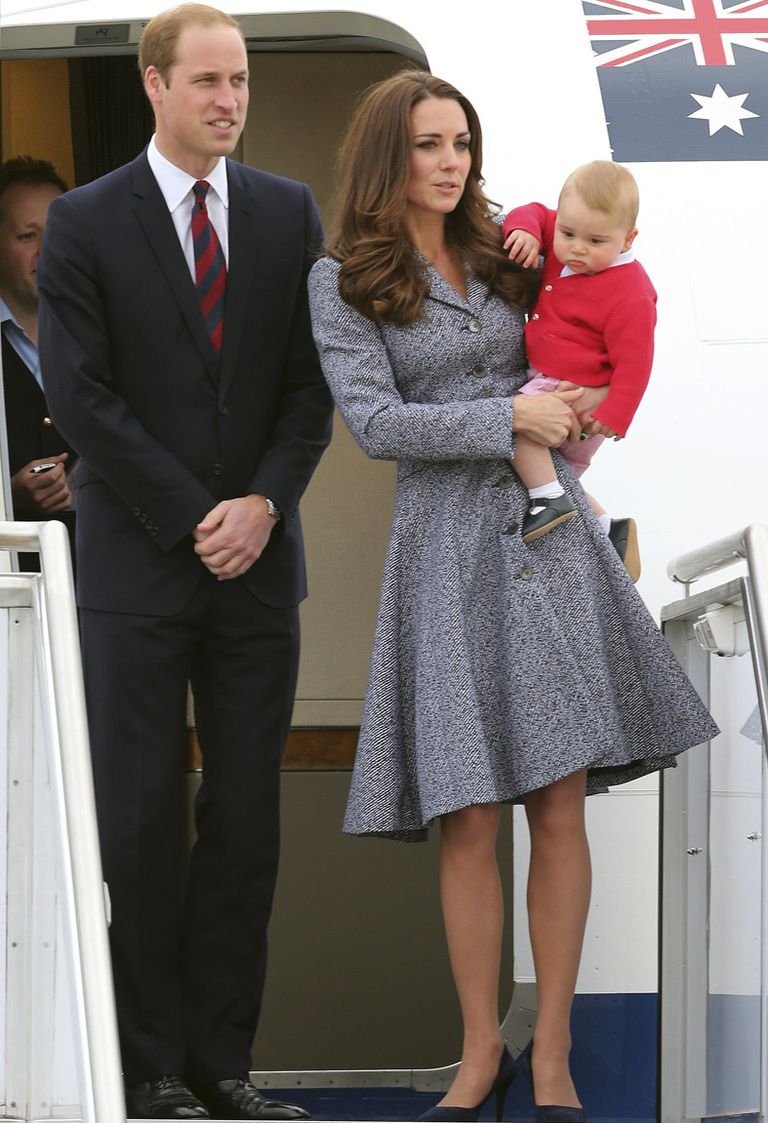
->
[586,0,768,67]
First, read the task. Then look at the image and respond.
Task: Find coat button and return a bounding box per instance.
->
[213,463,223,476]
[219,405,229,415]
[467,317,481,333]
[544,284,553,292]
[520,564,534,580]
[496,474,515,488]
[43,416,53,427]
[472,363,486,377]
[531,313,540,320]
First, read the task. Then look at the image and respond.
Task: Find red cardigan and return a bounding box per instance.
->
[503,202,657,436]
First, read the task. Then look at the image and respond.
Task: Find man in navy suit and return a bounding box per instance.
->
[0,157,77,569]
[38,5,333,1118]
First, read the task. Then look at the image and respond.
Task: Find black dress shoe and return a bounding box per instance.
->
[125,1074,209,1118]
[192,1078,310,1120]
[522,494,577,542]
[608,516,640,582]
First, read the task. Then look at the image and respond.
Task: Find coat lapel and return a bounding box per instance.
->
[421,257,491,316]
[218,162,256,399]
[130,153,219,384]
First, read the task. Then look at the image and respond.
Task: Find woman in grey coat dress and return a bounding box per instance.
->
[308,72,717,1122]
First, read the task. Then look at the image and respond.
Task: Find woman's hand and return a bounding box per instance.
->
[556,381,609,425]
[513,388,583,446]
[553,382,620,439]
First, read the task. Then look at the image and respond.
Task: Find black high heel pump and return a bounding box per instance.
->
[417,1045,517,1122]
[517,1041,587,1123]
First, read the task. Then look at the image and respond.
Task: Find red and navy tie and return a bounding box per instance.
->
[191,180,227,355]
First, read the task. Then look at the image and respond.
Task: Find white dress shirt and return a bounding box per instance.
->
[0,297,43,389]
[146,136,229,280]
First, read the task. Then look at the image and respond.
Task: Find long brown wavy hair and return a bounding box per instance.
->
[326,70,538,324]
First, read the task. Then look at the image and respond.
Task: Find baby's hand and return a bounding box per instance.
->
[585,419,622,441]
[503,229,541,269]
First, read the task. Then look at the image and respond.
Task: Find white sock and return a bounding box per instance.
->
[528,481,564,515]
[598,514,612,535]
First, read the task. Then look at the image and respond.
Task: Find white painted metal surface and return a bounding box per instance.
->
[660,526,768,1122]
[0,523,124,1123]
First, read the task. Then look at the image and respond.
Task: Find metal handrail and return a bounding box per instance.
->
[668,524,768,758]
[667,525,751,585]
[0,520,125,1123]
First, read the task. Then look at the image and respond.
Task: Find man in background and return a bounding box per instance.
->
[0,156,76,568]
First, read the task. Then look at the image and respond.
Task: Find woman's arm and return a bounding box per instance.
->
[308,258,581,461]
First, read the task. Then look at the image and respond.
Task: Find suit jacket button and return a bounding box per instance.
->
[520,564,534,580]
[467,317,481,333]
[213,463,223,476]
[43,416,53,427]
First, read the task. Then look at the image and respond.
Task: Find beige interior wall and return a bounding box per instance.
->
[241,52,410,727]
[255,773,516,1070]
[0,59,75,185]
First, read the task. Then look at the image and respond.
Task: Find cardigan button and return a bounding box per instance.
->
[471,363,486,377]
[495,474,515,489]
[519,564,534,580]
[467,317,481,333]
[531,313,540,320]
[544,284,553,292]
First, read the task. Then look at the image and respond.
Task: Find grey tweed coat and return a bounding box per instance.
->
[308,254,718,841]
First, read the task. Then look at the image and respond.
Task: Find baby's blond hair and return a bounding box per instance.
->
[559,160,639,230]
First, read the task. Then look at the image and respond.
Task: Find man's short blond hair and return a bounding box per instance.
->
[559,160,639,229]
[138,3,244,83]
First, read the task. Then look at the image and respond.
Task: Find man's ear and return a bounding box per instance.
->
[623,227,639,252]
[143,65,165,106]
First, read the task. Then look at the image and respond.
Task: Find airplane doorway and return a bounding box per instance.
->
[0,16,517,1076]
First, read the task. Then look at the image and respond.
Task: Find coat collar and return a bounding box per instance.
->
[418,253,490,314]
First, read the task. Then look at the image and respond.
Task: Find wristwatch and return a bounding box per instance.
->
[263,496,282,521]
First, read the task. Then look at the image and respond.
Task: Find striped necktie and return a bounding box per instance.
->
[191,180,227,355]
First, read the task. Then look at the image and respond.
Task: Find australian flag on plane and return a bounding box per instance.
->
[584,0,768,160]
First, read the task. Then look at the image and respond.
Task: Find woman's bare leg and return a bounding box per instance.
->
[437,803,505,1107]
[524,769,591,1108]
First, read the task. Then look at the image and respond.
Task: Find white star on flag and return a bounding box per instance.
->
[688,83,760,136]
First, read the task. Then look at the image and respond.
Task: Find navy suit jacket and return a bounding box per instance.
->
[37,152,332,615]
